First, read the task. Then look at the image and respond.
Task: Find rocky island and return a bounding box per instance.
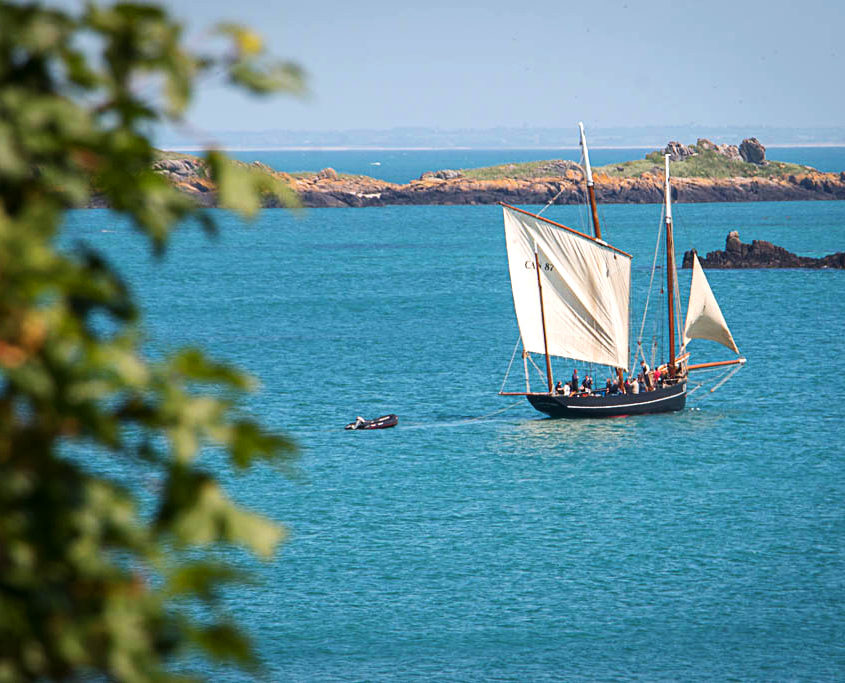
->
[136,137,845,209]
[682,231,845,269]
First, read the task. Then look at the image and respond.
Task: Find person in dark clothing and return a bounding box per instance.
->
[640,360,652,390]
[570,369,579,393]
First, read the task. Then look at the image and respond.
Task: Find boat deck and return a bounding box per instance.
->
[522,381,687,418]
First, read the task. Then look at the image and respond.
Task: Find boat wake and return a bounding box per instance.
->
[398,401,526,429]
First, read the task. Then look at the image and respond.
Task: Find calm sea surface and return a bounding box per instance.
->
[67,178,845,678]
[221,146,845,184]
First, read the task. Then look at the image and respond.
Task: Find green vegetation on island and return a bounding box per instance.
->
[599,149,810,179]
[461,160,583,181]
[461,139,814,181]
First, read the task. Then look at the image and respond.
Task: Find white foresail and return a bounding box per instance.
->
[503,206,632,370]
[683,252,739,354]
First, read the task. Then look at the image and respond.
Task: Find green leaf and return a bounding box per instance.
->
[215,23,264,57]
[225,419,297,470]
[206,150,301,216]
[227,60,307,95]
[168,348,254,390]
[187,621,256,669]
[165,563,248,602]
[156,468,286,558]
[206,151,260,217]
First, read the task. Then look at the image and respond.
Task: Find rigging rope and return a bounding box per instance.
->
[527,353,547,381]
[633,205,665,369]
[673,244,684,356]
[537,146,587,218]
[537,184,567,216]
[708,363,743,393]
[499,336,522,394]
[686,363,744,406]
[687,381,706,397]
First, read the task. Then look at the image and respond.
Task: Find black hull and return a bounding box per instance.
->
[345,414,399,430]
[526,381,687,418]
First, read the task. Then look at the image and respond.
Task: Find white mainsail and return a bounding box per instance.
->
[503,206,632,370]
[683,252,739,354]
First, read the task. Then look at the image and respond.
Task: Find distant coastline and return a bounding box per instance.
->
[131,137,845,210]
[77,137,845,212]
[154,124,845,152]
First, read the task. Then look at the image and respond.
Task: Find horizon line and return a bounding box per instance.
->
[161,142,845,153]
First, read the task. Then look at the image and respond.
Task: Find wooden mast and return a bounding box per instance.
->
[581,122,620,389]
[534,241,554,393]
[578,122,602,240]
[522,350,531,393]
[664,154,677,378]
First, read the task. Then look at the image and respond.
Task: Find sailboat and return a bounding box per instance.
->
[498,123,745,418]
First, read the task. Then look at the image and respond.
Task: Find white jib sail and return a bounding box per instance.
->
[683,252,739,354]
[503,206,632,370]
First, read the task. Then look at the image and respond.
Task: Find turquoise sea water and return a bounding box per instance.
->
[67,195,845,680]
[223,146,845,184]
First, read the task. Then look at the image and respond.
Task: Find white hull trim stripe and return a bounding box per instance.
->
[563,389,686,410]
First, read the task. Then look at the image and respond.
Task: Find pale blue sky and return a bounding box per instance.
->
[96,0,845,132]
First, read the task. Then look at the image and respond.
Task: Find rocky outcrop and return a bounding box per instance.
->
[151,157,215,206]
[682,231,845,269]
[661,138,766,164]
[420,169,463,180]
[664,141,696,161]
[540,160,585,180]
[716,143,741,161]
[739,138,766,164]
[695,139,741,161]
[316,167,339,180]
[153,157,204,178]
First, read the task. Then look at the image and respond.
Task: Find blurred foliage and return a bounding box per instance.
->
[0,1,303,680]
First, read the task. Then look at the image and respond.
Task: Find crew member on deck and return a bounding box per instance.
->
[554,380,563,394]
[570,369,579,394]
[641,361,652,390]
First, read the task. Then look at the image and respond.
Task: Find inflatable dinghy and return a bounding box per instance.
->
[345,414,398,430]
